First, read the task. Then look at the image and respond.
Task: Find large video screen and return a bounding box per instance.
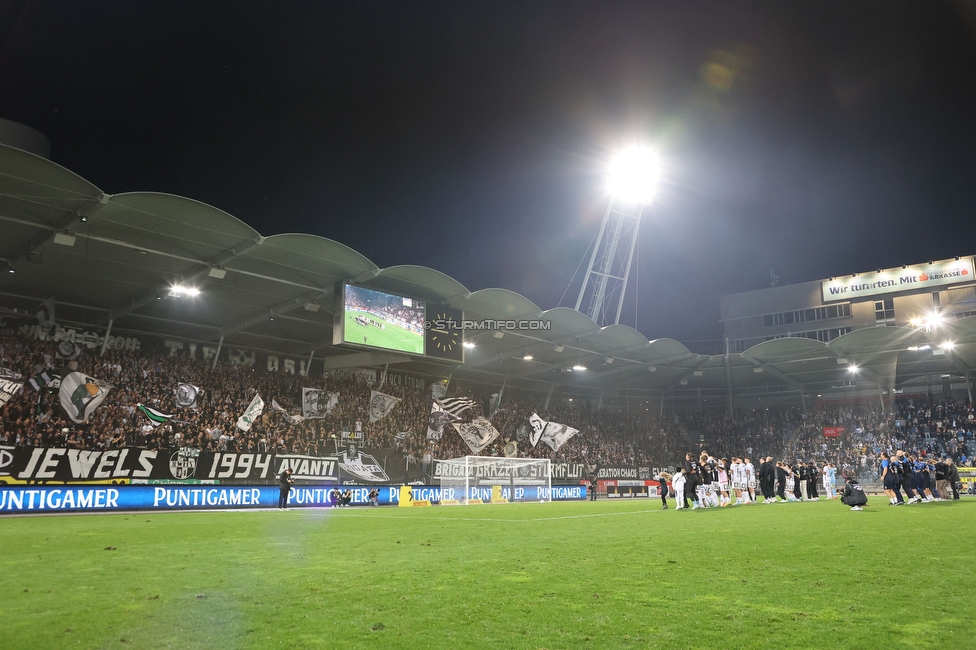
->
[342,285,426,354]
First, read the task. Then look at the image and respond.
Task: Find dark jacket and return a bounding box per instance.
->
[842,481,868,506]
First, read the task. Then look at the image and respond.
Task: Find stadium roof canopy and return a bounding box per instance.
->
[1,144,975,404]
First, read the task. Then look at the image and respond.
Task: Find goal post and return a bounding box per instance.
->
[436,456,552,504]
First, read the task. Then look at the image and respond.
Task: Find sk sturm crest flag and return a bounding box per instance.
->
[55,339,81,361]
[272,399,304,425]
[528,413,579,452]
[0,368,23,409]
[369,390,401,423]
[138,403,173,427]
[456,417,501,454]
[174,382,202,409]
[237,393,265,431]
[29,370,58,392]
[426,401,456,440]
[59,372,113,424]
[438,396,476,417]
[302,388,338,419]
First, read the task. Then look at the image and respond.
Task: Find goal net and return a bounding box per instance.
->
[437,456,552,504]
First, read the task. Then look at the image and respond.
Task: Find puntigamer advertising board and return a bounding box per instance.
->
[821,257,975,303]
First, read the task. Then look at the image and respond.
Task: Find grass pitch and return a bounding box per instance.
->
[1,497,973,649]
[344,309,424,354]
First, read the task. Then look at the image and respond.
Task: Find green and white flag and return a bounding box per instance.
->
[368,390,401,423]
[29,370,57,391]
[138,403,173,427]
[237,393,265,431]
[59,371,113,424]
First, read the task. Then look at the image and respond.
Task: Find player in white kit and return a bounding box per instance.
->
[744,458,757,503]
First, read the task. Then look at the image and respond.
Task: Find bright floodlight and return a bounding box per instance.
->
[572,364,587,371]
[607,146,660,203]
[848,364,859,373]
[462,341,475,349]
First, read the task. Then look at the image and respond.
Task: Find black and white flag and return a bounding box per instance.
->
[36,297,55,330]
[0,367,23,409]
[60,372,113,424]
[426,401,456,440]
[439,396,476,417]
[55,339,81,361]
[369,390,401,423]
[272,399,304,425]
[529,412,580,452]
[302,388,338,419]
[174,382,202,409]
[456,417,501,454]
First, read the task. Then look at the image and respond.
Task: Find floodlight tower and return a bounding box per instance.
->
[574,146,660,326]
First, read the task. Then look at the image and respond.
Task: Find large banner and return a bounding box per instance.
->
[0,482,586,513]
[823,427,844,438]
[821,257,975,302]
[0,446,412,486]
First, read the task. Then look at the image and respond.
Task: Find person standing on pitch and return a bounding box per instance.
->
[935,457,949,500]
[278,467,294,510]
[671,468,687,510]
[946,457,961,500]
[656,471,671,509]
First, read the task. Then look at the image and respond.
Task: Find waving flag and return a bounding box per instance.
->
[60,372,113,424]
[439,396,476,417]
[529,413,580,451]
[369,391,401,423]
[138,403,173,428]
[272,399,304,425]
[237,393,265,431]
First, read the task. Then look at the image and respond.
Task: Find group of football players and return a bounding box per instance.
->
[664,451,840,509]
[878,450,960,505]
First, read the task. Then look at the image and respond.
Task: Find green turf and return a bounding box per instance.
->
[1,497,973,649]
[343,310,424,354]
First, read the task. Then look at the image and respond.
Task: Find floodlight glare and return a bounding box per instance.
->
[572,364,587,371]
[848,365,859,373]
[523,354,534,361]
[607,145,660,203]
[462,341,475,349]
[169,285,200,297]
[940,341,954,350]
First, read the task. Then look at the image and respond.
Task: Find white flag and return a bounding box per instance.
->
[529,412,547,447]
[456,417,501,454]
[272,399,304,425]
[369,390,401,423]
[60,372,113,424]
[174,382,202,409]
[237,393,265,431]
[302,388,338,419]
[528,413,579,451]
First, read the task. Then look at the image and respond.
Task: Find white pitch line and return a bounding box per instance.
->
[312,508,660,522]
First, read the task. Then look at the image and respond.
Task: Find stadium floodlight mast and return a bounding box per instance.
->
[574,145,661,326]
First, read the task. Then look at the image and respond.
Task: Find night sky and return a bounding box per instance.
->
[3,1,976,352]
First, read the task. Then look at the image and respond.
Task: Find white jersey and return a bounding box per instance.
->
[744,462,755,482]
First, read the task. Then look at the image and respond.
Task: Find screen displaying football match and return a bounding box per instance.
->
[341,284,426,354]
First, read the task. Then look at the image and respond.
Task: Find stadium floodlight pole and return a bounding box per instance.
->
[574,146,660,326]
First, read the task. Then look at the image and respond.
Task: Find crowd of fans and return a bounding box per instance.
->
[1,330,973,481]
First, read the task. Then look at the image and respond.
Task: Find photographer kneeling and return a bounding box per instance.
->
[840,476,868,511]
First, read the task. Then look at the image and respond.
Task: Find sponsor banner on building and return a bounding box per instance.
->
[823,427,844,438]
[0,482,586,513]
[821,258,975,303]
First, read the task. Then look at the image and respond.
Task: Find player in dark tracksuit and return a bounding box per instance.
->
[683,454,700,509]
[806,462,819,500]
